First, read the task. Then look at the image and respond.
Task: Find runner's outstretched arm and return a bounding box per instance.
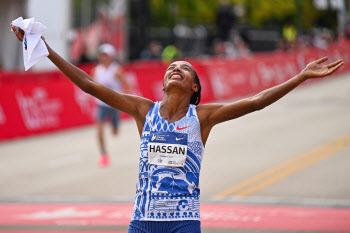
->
[198,57,343,144]
[11,24,153,134]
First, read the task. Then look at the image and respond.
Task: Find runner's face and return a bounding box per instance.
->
[163,61,198,93]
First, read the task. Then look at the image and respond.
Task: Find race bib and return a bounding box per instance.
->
[148,131,188,167]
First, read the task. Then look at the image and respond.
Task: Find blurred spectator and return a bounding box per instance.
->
[233,38,251,58]
[140,41,162,60]
[78,44,94,64]
[216,0,236,41]
[277,38,288,51]
[213,39,226,57]
[213,34,251,59]
[282,24,297,51]
[223,40,239,58]
[278,26,336,52]
[283,24,297,43]
[338,31,349,44]
[312,28,335,50]
[346,21,350,39]
[161,45,182,63]
[295,34,310,50]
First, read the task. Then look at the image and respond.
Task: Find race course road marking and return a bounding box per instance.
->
[0,203,350,231]
[215,133,350,199]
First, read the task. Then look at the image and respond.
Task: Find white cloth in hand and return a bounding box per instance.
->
[12,17,49,71]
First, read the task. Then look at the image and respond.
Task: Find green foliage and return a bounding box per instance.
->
[245,0,297,26]
[149,0,219,26]
[148,0,339,31]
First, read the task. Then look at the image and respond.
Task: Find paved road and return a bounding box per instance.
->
[1,72,350,232]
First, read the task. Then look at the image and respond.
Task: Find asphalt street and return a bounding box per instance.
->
[1,72,350,232]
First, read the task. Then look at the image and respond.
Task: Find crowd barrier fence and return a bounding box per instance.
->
[1,42,349,141]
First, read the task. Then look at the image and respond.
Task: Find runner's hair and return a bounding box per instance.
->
[190,70,201,105]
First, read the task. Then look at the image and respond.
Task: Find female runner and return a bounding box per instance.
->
[11,24,343,233]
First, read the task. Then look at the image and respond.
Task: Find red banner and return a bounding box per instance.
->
[1,41,350,141]
[0,72,95,140]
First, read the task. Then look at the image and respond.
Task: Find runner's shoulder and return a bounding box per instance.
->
[196,103,222,122]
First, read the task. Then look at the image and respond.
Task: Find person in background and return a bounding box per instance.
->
[216,0,236,41]
[140,41,162,60]
[91,43,130,167]
[161,44,182,63]
[282,24,297,51]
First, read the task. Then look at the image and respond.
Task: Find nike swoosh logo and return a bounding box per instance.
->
[177,125,191,130]
[176,137,184,141]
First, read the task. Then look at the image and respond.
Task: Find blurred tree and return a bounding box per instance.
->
[244,0,297,27]
[148,0,332,30]
[73,0,340,34]
[149,0,222,26]
[243,0,339,32]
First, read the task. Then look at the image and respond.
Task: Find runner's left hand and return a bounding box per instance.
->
[302,57,343,79]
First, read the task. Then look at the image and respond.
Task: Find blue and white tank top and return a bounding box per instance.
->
[132,101,204,221]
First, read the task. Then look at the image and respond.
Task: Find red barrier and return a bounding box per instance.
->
[0,74,95,140]
[1,41,349,141]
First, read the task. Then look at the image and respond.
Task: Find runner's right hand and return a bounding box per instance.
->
[10,24,24,42]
